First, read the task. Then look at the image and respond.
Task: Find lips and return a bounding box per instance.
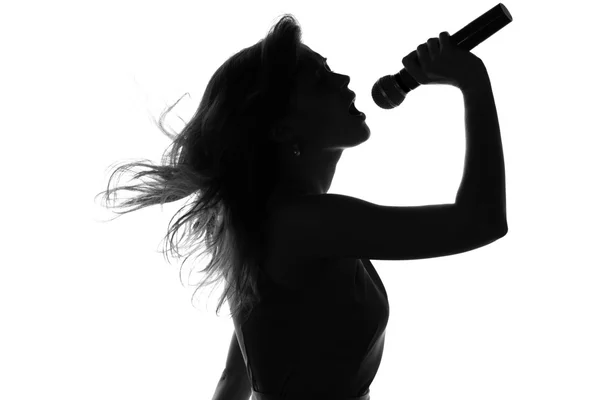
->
[345,90,364,116]
[348,101,362,116]
[347,94,362,116]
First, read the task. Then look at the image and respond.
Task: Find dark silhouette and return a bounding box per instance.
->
[96,12,507,400]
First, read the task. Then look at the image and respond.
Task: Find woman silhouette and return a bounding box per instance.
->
[97,13,506,400]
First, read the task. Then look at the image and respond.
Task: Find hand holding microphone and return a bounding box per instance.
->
[371,3,513,109]
[402,31,485,90]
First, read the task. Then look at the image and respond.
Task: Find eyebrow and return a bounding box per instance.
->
[304,51,325,64]
[298,53,327,75]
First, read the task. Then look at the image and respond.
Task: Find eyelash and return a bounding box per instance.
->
[317,59,332,80]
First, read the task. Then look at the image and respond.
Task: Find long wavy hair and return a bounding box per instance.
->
[95,14,303,323]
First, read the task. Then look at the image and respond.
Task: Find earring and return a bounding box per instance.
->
[292,143,301,157]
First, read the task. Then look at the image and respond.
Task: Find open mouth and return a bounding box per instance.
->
[348,102,365,118]
[348,101,363,116]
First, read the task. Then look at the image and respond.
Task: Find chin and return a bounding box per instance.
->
[359,124,371,143]
[353,126,371,146]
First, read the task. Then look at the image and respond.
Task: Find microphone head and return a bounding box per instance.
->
[372,74,406,109]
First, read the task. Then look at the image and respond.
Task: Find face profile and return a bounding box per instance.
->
[281,43,370,150]
[268,43,371,200]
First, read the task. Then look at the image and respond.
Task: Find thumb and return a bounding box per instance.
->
[402,50,428,85]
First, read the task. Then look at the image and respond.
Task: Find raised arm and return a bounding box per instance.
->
[455,66,508,234]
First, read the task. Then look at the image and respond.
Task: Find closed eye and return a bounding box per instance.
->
[316,58,332,80]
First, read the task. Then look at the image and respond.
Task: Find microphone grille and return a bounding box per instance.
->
[372,74,406,110]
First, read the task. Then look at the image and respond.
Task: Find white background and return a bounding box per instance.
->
[2,0,598,399]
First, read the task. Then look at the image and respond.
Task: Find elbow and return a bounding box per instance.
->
[501,219,509,235]
[492,215,508,237]
[496,223,508,237]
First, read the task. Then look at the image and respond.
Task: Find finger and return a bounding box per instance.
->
[402,50,427,84]
[427,38,439,60]
[439,31,449,52]
[416,43,429,66]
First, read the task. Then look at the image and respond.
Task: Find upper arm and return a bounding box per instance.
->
[267,193,507,261]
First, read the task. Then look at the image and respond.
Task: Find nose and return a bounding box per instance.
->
[339,74,351,89]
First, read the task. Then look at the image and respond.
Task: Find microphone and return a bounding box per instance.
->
[372,3,513,109]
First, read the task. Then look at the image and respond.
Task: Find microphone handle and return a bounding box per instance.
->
[395,3,513,95]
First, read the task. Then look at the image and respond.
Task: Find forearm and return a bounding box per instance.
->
[211,370,252,400]
[455,67,508,231]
